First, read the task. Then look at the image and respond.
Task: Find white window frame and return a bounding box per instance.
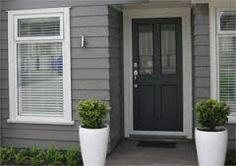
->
[210,2,236,123]
[217,8,236,35]
[7,8,73,125]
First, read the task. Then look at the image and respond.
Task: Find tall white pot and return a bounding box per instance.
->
[79,125,109,166]
[195,128,228,166]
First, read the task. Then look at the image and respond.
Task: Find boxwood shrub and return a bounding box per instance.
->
[0,145,81,166]
[76,98,111,128]
[194,99,230,131]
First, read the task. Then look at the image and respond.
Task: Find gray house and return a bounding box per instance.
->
[0,0,235,152]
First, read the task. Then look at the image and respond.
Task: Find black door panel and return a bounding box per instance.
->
[133,18,183,131]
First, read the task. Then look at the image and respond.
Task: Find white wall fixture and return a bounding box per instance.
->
[81,35,87,47]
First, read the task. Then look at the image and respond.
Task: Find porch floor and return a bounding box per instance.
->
[106,140,198,166]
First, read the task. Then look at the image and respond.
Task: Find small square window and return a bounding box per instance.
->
[220,11,236,32]
[18,17,60,37]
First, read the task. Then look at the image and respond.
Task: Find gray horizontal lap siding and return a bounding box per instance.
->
[228,124,236,149]
[108,6,123,151]
[0,0,2,146]
[192,4,235,150]
[1,0,142,9]
[192,4,210,104]
[0,2,112,149]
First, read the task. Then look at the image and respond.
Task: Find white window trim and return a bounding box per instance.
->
[7,7,73,125]
[210,2,236,123]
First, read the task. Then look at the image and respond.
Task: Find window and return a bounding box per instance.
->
[213,8,236,123]
[8,8,73,124]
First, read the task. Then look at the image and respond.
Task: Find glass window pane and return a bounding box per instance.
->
[17,42,64,117]
[138,25,153,75]
[219,36,236,112]
[220,11,236,31]
[161,24,176,74]
[18,17,60,37]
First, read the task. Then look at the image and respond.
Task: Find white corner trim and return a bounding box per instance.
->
[209,5,218,99]
[123,7,193,139]
[7,7,72,124]
[63,7,72,123]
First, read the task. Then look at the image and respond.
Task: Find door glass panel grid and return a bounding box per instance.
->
[161,24,177,75]
[138,24,154,75]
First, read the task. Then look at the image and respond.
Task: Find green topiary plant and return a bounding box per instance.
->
[194,99,230,131]
[76,98,111,128]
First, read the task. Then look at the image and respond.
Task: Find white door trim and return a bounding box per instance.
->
[123,7,193,139]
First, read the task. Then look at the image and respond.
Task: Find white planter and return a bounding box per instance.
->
[195,128,228,166]
[79,125,109,166]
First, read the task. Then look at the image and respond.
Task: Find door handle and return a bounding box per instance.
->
[134,70,138,81]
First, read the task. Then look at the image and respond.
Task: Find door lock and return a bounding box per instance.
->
[134,70,138,80]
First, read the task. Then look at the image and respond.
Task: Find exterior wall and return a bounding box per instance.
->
[108,6,123,151]
[0,1,116,149]
[192,4,235,149]
[0,0,235,150]
[228,125,236,149]
[0,0,2,146]
[192,4,210,105]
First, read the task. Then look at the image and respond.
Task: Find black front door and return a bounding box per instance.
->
[133,18,183,131]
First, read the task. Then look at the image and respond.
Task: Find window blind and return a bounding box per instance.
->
[18,17,60,37]
[220,11,236,31]
[219,10,236,112]
[17,42,64,117]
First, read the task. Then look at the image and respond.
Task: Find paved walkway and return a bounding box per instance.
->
[106,140,198,166]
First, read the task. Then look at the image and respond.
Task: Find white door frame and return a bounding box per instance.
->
[123,7,193,139]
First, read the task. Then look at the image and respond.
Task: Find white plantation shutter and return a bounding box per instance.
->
[218,10,236,113]
[18,43,64,117]
[8,8,72,124]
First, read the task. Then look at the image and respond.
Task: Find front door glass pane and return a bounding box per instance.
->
[161,24,177,74]
[138,25,153,75]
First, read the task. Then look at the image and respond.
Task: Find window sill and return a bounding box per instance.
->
[228,116,236,124]
[7,118,74,125]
